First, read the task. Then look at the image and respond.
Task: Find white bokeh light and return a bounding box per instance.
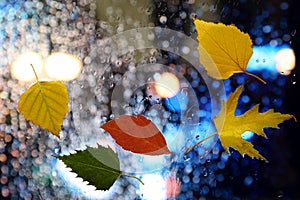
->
[45,52,83,81]
[154,72,180,98]
[139,174,166,200]
[275,48,296,75]
[11,52,44,82]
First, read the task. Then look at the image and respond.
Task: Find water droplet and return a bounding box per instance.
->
[196,135,200,140]
[159,15,167,24]
[53,146,61,155]
[276,190,284,199]
[291,73,296,85]
[183,155,191,162]
[203,168,208,176]
[291,29,297,37]
[149,56,156,63]
[110,114,115,119]
[115,59,122,67]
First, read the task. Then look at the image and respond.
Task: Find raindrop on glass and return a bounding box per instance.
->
[291,29,297,37]
[183,155,191,162]
[115,59,122,67]
[159,15,167,24]
[53,146,61,155]
[276,190,284,199]
[291,73,296,85]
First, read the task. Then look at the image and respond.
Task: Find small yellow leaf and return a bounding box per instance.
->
[18,81,69,138]
[214,85,295,161]
[195,19,264,83]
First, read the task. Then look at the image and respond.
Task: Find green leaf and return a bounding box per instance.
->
[57,145,121,190]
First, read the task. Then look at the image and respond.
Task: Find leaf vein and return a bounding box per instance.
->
[76,161,120,175]
[200,24,240,68]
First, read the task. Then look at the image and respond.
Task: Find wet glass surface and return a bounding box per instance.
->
[0,0,300,199]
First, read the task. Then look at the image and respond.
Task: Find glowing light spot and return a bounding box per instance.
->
[275,48,296,75]
[139,174,166,200]
[165,174,181,198]
[247,46,276,71]
[241,95,250,104]
[154,72,180,98]
[45,52,82,81]
[11,52,44,82]
[244,176,253,186]
[241,131,254,140]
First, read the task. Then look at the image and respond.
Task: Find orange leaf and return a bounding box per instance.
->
[101,114,172,155]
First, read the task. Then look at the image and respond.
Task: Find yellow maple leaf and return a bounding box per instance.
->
[18,81,69,138]
[195,19,265,83]
[214,85,295,161]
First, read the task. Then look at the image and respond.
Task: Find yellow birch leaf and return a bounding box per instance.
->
[194,19,265,83]
[18,81,69,138]
[214,85,296,161]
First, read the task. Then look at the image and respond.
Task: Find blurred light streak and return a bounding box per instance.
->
[247,44,295,75]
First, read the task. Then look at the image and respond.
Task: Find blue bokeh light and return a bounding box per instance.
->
[247,44,291,73]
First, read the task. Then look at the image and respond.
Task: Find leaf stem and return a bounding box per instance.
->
[185,132,218,154]
[30,64,40,82]
[244,71,266,84]
[120,174,144,185]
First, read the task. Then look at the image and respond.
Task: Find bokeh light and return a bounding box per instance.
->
[241,131,255,140]
[139,174,166,200]
[10,52,44,82]
[154,72,180,98]
[45,52,82,81]
[1,0,299,199]
[275,48,296,75]
[165,173,181,198]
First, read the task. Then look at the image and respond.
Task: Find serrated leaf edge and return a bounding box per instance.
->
[55,145,144,188]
